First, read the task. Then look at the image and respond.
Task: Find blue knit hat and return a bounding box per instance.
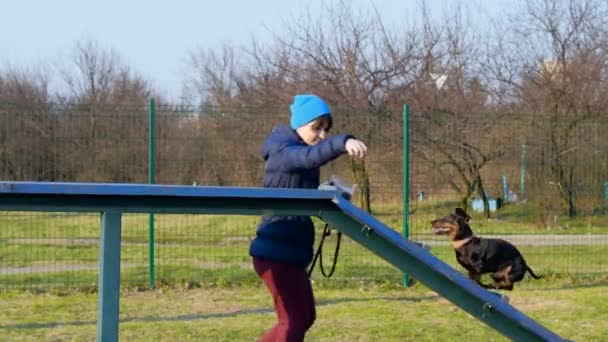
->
[289,94,332,129]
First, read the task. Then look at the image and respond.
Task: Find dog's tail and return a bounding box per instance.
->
[526,265,542,279]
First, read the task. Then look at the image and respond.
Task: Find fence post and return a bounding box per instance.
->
[605,181,608,209]
[148,98,155,289]
[502,174,509,203]
[520,144,527,198]
[402,104,410,286]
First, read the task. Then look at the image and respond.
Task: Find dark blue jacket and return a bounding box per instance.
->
[249,124,352,267]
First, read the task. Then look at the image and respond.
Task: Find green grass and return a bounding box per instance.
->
[0,212,260,243]
[1,204,607,291]
[2,225,607,290]
[1,206,606,339]
[2,245,606,292]
[2,240,605,271]
[1,282,607,341]
[2,204,606,243]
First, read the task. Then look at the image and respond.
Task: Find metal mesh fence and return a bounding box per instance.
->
[0,103,404,290]
[1,103,607,290]
[408,110,608,277]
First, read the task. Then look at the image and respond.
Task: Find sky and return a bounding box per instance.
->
[1,0,504,102]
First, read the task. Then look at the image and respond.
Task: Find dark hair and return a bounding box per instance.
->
[312,114,333,131]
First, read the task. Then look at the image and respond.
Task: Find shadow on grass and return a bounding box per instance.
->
[0,294,439,330]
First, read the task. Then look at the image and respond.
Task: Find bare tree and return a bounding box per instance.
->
[0,64,51,104]
[57,39,155,105]
[181,0,607,218]
[54,39,156,182]
[0,65,59,182]
[57,40,118,105]
[186,42,244,108]
[406,2,511,217]
[185,0,423,212]
[485,0,608,217]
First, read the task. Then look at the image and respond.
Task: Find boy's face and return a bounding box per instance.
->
[296,116,331,145]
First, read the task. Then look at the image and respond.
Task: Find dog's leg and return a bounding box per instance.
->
[498,283,514,291]
[469,272,496,289]
[492,266,515,291]
[493,277,514,290]
[480,282,498,289]
[468,271,481,283]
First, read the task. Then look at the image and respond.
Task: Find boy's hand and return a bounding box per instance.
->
[345,138,367,159]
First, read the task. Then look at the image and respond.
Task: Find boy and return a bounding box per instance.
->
[249,94,367,341]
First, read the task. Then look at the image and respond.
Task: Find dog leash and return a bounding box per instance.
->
[308,223,342,278]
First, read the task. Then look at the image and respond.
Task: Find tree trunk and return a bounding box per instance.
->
[477,174,491,218]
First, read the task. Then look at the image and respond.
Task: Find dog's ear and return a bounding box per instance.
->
[455,208,472,223]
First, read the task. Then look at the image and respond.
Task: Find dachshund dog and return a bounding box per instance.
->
[431,208,541,290]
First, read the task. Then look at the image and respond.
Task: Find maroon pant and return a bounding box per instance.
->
[253,257,316,342]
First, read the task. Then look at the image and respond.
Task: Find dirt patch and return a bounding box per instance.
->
[510,296,570,312]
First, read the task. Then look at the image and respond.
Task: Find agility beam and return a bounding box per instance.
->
[0,182,565,341]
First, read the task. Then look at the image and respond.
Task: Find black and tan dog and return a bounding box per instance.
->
[431,208,541,290]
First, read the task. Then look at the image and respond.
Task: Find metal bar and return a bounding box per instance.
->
[148,98,155,290]
[149,98,155,185]
[521,144,527,197]
[0,193,336,216]
[0,182,335,200]
[402,104,410,286]
[321,196,565,342]
[97,211,122,342]
[604,181,608,209]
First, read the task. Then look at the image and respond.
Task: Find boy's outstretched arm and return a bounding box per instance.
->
[280,134,366,171]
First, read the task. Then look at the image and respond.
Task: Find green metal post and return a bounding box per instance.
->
[402,104,410,286]
[605,182,608,209]
[148,98,155,289]
[520,144,527,198]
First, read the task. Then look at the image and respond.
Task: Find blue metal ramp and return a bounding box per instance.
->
[0,182,565,341]
[322,196,565,341]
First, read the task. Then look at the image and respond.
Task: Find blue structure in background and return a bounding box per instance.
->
[472,175,524,213]
[472,198,501,212]
[0,182,566,342]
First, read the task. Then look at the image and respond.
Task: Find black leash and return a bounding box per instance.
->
[308,223,342,278]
